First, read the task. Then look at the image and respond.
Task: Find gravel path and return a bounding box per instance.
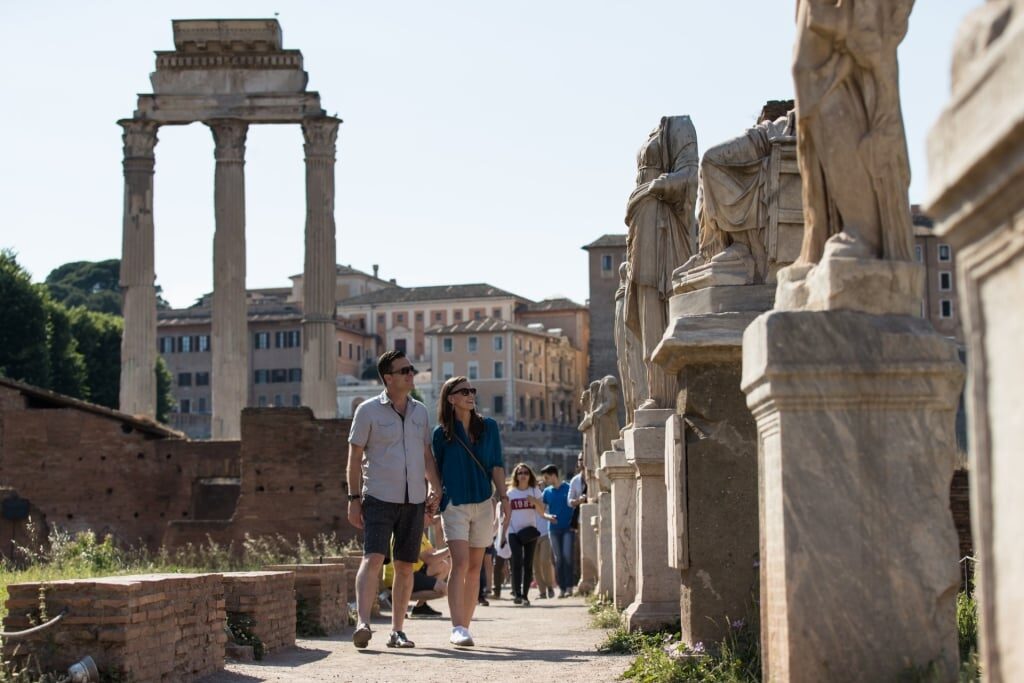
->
[201,594,630,683]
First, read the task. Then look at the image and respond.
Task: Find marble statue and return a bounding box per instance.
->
[624,116,699,409]
[591,376,621,462]
[792,0,916,264]
[614,262,645,426]
[674,112,795,288]
[578,385,594,472]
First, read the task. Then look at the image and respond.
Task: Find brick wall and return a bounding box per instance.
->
[265,563,348,634]
[2,573,225,681]
[222,571,296,653]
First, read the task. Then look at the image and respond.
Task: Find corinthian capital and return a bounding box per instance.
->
[207,119,248,163]
[119,119,159,159]
[302,116,341,156]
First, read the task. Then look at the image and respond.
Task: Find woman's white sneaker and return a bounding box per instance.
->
[450,626,475,647]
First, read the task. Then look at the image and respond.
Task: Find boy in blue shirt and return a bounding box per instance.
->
[540,464,575,597]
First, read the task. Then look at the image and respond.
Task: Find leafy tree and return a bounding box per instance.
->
[45,259,172,314]
[44,298,88,399]
[68,307,122,409]
[0,250,51,387]
[156,357,174,423]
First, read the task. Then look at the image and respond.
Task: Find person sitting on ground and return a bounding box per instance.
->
[408,513,450,617]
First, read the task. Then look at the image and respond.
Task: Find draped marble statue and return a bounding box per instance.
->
[614,262,645,427]
[577,385,594,471]
[591,376,621,463]
[624,116,699,409]
[674,111,796,289]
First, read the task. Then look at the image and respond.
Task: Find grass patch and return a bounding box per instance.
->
[588,597,622,629]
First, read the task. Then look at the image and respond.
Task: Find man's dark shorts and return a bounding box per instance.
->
[412,566,437,593]
[362,495,424,564]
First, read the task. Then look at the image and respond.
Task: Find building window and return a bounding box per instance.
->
[177,372,191,387]
[527,340,533,352]
[275,330,300,348]
[338,341,343,357]
[443,337,453,353]
[274,394,283,407]
[179,398,191,414]
[493,395,504,414]
[492,308,502,319]
[434,312,444,322]
[914,245,923,263]
[198,335,210,352]
[197,397,207,413]
[468,336,478,353]
[348,343,354,359]
[158,336,174,354]
[271,368,288,383]
[415,312,423,323]
[468,361,479,380]
[442,362,454,381]
[357,347,362,361]
[258,396,267,407]
[519,395,525,417]
[377,314,386,325]
[939,272,953,291]
[179,336,193,353]
[539,400,545,419]
[195,372,209,387]
[288,368,302,382]
[938,244,952,262]
[602,254,613,272]
[473,310,483,320]
[494,361,504,379]
[454,310,463,322]
[528,366,534,381]
[395,339,407,354]
[518,363,524,379]
[396,313,406,324]
[493,336,503,351]
[254,369,269,384]
[291,394,301,407]
[940,299,953,318]
[254,332,271,350]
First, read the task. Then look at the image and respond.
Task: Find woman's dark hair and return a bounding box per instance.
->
[438,375,485,442]
[511,462,537,489]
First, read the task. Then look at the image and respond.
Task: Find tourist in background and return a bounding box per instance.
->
[432,376,509,647]
[502,463,546,605]
[532,498,555,599]
[540,464,575,598]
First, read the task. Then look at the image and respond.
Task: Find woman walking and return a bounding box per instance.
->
[502,463,546,606]
[432,376,509,647]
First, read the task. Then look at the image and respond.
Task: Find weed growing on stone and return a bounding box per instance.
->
[614,618,760,683]
[588,598,622,630]
[295,596,327,637]
[226,612,265,660]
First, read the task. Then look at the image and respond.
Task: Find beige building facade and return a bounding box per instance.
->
[912,207,962,343]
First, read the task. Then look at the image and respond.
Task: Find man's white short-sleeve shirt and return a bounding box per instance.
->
[349,390,431,504]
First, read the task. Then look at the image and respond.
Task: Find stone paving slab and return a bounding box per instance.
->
[200,595,630,683]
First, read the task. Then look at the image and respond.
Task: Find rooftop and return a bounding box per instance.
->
[582,234,627,250]
[339,283,529,306]
[427,317,558,337]
[523,297,586,312]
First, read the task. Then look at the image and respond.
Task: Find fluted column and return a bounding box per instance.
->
[118,119,159,419]
[207,119,249,440]
[301,117,341,418]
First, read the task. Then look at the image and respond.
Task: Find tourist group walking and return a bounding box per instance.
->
[345,350,581,650]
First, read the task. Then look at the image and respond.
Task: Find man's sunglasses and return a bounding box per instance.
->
[388,366,417,376]
[451,387,477,396]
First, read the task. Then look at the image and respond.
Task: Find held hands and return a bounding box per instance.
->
[426,486,440,515]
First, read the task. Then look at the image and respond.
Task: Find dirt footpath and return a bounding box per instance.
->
[201,595,630,683]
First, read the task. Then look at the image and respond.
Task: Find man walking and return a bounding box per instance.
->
[540,464,575,598]
[347,350,441,649]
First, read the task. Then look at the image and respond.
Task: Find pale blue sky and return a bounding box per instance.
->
[1,1,980,309]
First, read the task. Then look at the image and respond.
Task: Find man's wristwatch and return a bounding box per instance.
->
[347,494,361,502]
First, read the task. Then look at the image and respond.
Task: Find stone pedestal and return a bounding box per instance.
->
[596,488,614,600]
[208,119,249,440]
[602,446,636,610]
[118,120,159,419]
[927,7,1024,682]
[742,310,963,682]
[651,286,763,645]
[300,117,341,418]
[577,501,599,595]
[623,408,679,631]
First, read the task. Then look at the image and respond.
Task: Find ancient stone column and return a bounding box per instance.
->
[623,409,679,631]
[118,119,159,418]
[576,501,599,595]
[595,478,614,600]
[301,117,341,418]
[927,5,1024,681]
[207,119,249,440]
[602,444,636,610]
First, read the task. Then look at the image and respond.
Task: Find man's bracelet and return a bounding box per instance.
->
[347,494,361,502]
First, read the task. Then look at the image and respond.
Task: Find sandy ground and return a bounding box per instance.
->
[200,594,630,683]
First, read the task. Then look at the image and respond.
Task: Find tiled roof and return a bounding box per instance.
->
[426,317,552,336]
[523,297,585,311]
[339,283,529,306]
[158,303,303,325]
[581,234,627,250]
[0,376,183,439]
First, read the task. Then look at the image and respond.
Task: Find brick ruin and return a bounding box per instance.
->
[0,377,358,556]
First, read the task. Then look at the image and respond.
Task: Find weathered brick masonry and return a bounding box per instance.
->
[222,571,296,653]
[266,563,348,634]
[2,573,225,681]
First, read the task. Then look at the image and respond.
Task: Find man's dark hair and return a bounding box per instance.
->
[377,349,406,382]
[540,464,558,476]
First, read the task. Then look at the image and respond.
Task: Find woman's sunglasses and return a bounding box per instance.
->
[516,472,530,477]
[451,387,477,396]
